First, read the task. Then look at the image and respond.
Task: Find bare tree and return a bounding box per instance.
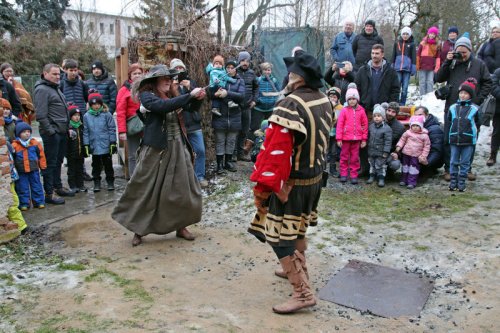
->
[65,0,102,43]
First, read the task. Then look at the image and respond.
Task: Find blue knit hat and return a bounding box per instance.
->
[15,122,32,138]
[448,26,459,34]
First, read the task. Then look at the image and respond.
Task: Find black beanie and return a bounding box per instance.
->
[365,19,376,29]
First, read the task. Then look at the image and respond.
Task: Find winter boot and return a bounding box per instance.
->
[449,173,458,191]
[93,180,101,193]
[216,155,226,175]
[329,163,339,178]
[458,175,467,192]
[486,150,497,166]
[366,173,375,184]
[272,250,316,314]
[224,154,237,172]
[107,180,115,191]
[275,239,309,279]
[377,175,385,187]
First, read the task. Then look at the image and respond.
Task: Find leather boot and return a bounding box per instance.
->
[243,139,254,154]
[216,155,226,175]
[486,150,497,166]
[176,227,195,241]
[272,250,316,314]
[377,175,385,187]
[366,173,375,184]
[275,239,309,279]
[225,154,237,172]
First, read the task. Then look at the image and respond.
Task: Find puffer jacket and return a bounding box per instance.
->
[447,100,480,145]
[392,36,416,73]
[211,74,246,131]
[59,76,89,115]
[255,74,279,112]
[423,114,444,167]
[417,37,441,71]
[336,104,368,141]
[237,67,258,107]
[34,78,69,136]
[478,38,500,74]
[397,128,431,158]
[86,70,118,113]
[368,121,392,157]
[11,138,47,172]
[352,28,384,70]
[83,106,116,155]
[116,80,140,134]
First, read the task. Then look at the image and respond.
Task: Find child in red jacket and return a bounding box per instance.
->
[336,83,368,184]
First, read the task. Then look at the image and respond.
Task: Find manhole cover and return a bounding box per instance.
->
[318,260,434,317]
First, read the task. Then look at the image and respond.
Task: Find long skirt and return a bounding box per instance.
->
[112,140,202,236]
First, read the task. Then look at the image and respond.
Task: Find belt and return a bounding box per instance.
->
[289,173,323,186]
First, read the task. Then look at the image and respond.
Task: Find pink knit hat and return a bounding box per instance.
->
[427,26,439,35]
[410,115,425,129]
[345,82,360,101]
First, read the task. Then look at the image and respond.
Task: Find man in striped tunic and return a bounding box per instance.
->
[248,52,333,314]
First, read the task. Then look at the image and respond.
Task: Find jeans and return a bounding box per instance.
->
[418,70,434,96]
[397,71,410,105]
[450,145,474,177]
[187,130,206,181]
[127,133,141,177]
[236,106,251,154]
[41,133,67,195]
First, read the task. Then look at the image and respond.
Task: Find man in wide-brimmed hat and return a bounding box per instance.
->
[248,52,333,314]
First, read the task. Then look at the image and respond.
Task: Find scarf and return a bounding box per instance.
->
[88,106,103,116]
[70,120,82,128]
[4,115,13,124]
[426,37,436,44]
[19,137,31,147]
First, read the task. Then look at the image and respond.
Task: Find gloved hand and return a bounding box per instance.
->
[253,188,271,214]
[110,143,117,155]
[84,145,90,158]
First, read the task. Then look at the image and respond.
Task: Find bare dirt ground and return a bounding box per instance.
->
[1,128,499,333]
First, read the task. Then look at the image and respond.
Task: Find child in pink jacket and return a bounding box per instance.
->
[336,83,368,184]
[391,115,430,189]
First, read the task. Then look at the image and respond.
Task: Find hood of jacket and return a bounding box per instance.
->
[34,78,59,89]
[424,113,440,128]
[367,59,388,70]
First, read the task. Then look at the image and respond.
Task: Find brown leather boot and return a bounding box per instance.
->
[275,239,309,279]
[132,234,142,246]
[176,227,195,241]
[486,150,497,166]
[272,251,316,314]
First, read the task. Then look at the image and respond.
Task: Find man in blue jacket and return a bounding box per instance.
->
[330,20,356,65]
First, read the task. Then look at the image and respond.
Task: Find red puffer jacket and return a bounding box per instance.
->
[116,81,140,134]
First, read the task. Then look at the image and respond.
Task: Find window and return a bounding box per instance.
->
[89,22,94,32]
[128,25,132,35]
[66,20,73,30]
[110,23,114,35]
[100,23,104,34]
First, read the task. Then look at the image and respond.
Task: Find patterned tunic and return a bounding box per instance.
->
[248,86,333,247]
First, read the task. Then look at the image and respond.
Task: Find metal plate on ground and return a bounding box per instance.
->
[318,260,434,318]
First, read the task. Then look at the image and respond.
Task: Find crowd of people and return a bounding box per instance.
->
[0,17,499,314]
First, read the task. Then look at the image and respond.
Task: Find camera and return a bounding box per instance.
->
[177,70,190,82]
[452,52,462,60]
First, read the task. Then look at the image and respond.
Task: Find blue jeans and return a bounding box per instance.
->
[187,130,206,180]
[450,145,474,177]
[418,70,434,96]
[397,71,410,105]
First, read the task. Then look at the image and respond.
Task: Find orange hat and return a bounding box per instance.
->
[1,98,12,110]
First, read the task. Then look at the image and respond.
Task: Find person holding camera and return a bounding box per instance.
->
[170,58,208,188]
[324,61,355,104]
[436,36,492,181]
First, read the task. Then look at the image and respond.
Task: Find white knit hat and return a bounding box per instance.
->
[401,27,412,37]
[169,58,186,70]
[345,82,360,101]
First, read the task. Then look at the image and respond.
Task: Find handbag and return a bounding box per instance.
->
[478,94,496,127]
[126,115,144,135]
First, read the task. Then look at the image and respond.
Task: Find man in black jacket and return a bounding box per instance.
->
[436,36,492,180]
[355,44,400,116]
[352,19,384,72]
[414,106,444,173]
[34,63,74,204]
[236,51,259,161]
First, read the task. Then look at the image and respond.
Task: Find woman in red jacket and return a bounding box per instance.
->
[116,63,143,177]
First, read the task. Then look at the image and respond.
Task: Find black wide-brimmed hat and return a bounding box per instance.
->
[283,53,323,89]
[138,64,179,90]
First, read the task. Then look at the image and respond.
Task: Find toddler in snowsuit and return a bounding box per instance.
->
[336,83,368,184]
[206,55,237,116]
[392,115,430,189]
[327,87,343,177]
[447,78,480,192]
[367,103,393,187]
[11,122,46,210]
[83,90,116,192]
[66,103,87,193]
